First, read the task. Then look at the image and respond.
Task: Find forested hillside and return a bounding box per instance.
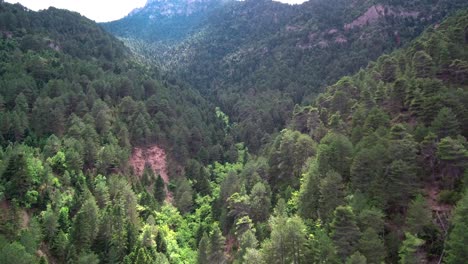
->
[0,2,230,263]
[104,0,468,150]
[0,0,467,264]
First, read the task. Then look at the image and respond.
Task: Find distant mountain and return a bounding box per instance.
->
[102,0,231,42]
[104,0,468,150]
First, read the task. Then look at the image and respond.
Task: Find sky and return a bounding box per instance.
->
[4,0,308,22]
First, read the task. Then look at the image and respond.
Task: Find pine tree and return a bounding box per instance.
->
[156,230,167,254]
[154,174,166,204]
[317,132,353,180]
[308,226,340,264]
[398,233,425,264]
[346,251,367,264]
[391,78,408,110]
[72,194,100,252]
[381,56,398,83]
[134,247,154,264]
[409,88,424,117]
[262,215,307,264]
[405,195,432,236]
[331,206,361,261]
[197,233,209,264]
[298,161,320,220]
[238,229,258,262]
[175,178,193,214]
[437,137,468,187]
[430,107,460,139]
[2,153,33,201]
[445,191,468,264]
[208,224,226,264]
[386,160,417,210]
[351,145,386,196]
[319,170,345,222]
[413,51,434,78]
[246,181,269,219]
[358,228,385,264]
[41,204,59,242]
[0,242,35,264]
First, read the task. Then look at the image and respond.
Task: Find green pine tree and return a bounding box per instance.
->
[358,228,385,264]
[331,206,362,261]
[154,174,166,204]
[197,233,209,264]
[398,233,425,264]
[445,191,468,263]
[431,107,460,139]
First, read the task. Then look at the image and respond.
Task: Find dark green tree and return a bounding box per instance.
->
[445,191,468,264]
[413,51,434,78]
[358,228,385,263]
[430,107,461,139]
[208,224,226,264]
[316,132,353,180]
[71,194,99,252]
[298,161,320,220]
[154,174,166,204]
[331,206,361,261]
[319,170,345,222]
[405,195,432,236]
[346,251,367,264]
[398,233,425,264]
[197,233,209,264]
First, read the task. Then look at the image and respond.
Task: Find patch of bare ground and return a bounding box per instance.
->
[130,145,173,202]
[424,183,453,264]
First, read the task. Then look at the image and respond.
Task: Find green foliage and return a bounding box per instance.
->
[0,241,36,264]
[2,150,43,207]
[308,224,340,264]
[154,174,166,204]
[405,195,433,236]
[445,190,468,263]
[207,224,226,264]
[318,170,345,222]
[197,233,209,264]
[358,228,385,264]
[104,0,468,152]
[0,1,467,263]
[331,206,361,261]
[398,233,425,264]
[430,107,461,139]
[262,215,307,264]
[316,132,353,180]
[72,194,99,252]
[268,129,316,191]
[297,161,320,220]
[346,251,367,264]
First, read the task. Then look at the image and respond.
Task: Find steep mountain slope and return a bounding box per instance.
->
[0,1,467,264]
[0,2,229,163]
[220,9,467,263]
[0,3,229,262]
[104,0,468,150]
[103,0,231,43]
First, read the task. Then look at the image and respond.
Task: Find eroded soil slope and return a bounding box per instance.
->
[130,145,172,201]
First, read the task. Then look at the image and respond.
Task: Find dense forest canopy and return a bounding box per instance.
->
[0,0,467,263]
[105,0,468,151]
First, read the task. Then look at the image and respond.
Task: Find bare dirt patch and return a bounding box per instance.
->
[130,145,173,202]
[345,5,419,30]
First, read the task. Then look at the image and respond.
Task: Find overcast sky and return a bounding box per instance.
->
[4,0,307,22]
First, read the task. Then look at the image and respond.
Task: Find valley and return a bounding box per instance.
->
[0,0,467,263]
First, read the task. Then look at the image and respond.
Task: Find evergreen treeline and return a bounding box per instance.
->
[105,0,468,151]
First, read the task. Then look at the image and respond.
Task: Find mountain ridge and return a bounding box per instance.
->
[103,0,468,150]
